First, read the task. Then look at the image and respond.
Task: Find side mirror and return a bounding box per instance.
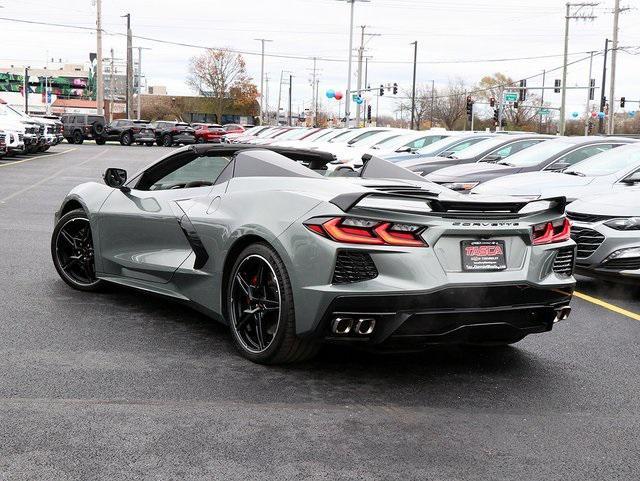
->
[104,168,129,192]
[395,146,411,153]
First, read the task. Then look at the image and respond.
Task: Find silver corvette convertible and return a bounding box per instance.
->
[51,145,576,363]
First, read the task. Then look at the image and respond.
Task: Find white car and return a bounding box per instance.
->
[471,143,640,202]
[271,128,338,148]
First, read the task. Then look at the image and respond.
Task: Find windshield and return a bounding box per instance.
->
[371,134,402,148]
[448,136,515,159]
[281,129,314,140]
[412,135,490,156]
[567,145,640,176]
[499,139,573,167]
[327,129,358,143]
[307,129,336,142]
[346,130,390,145]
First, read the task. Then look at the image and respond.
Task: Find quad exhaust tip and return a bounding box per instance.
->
[554,306,572,322]
[331,317,376,336]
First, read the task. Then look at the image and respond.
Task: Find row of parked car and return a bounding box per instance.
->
[57,114,247,147]
[0,102,64,158]
[227,124,640,283]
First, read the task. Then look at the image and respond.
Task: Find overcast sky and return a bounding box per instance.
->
[1,0,639,119]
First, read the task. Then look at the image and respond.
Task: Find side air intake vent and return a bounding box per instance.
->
[553,247,575,276]
[332,250,378,284]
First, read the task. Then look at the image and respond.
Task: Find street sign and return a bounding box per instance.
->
[504,92,518,102]
[540,108,550,116]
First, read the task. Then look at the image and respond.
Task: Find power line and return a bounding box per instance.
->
[0,16,625,66]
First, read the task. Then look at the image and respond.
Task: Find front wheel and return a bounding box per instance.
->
[95,137,106,145]
[51,209,104,292]
[162,134,173,147]
[227,243,319,364]
[73,131,84,144]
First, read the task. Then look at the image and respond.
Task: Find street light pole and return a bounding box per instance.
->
[608,0,621,134]
[255,38,272,125]
[410,41,418,130]
[96,0,104,116]
[584,50,594,136]
[122,13,133,119]
[344,0,356,128]
[135,47,150,120]
[598,38,610,134]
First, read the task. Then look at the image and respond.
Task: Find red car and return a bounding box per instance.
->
[222,123,245,135]
[193,124,225,143]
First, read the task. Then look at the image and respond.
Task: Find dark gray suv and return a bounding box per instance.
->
[60,114,107,145]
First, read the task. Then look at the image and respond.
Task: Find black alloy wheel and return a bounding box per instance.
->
[51,210,104,291]
[95,137,106,145]
[162,134,173,147]
[145,142,154,147]
[73,131,84,144]
[227,243,319,364]
[121,131,133,146]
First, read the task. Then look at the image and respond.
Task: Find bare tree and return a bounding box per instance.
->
[433,79,468,130]
[186,48,257,122]
[477,73,544,130]
[396,85,434,130]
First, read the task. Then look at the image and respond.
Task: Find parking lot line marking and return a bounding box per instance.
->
[0,149,107,205]
[0,148,77,168]
[574,291,640,322]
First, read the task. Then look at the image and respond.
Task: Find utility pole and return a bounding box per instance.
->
[23,67,28,113]
[410,40,418,130]
[315,79,320,127]
[135,47,150,120]
[255,38,272,125]
[122,13,133,119]
[264,73,270,125]
[96,0,104,116]
[598,38,610,134]
[288,74,293,126]
[430,79,435,128]
[584,51,595,136]
[338,0,368,127]
[276,70,284,125]
[608,0,626,134]
[559,2,597,136]
[308,57,321,127]
[109,49,115,123]
[539,69,546,133]
[355,26,365,126]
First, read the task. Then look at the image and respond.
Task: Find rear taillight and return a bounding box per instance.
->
[532,218,571,245]
[171,128,179,133]
[305,217,427,247]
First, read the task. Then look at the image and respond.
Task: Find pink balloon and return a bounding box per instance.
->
[591,111,598,118]
[334,91,343,100]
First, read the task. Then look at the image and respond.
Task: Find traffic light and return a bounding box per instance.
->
[493,109,499,123]
[466,96,473,120]
[513,101,519,109]
[589,79,596,101]
[379,85,384,96]
[367,104,372,122]
[489,97,496,107]
[519,79,527,101]
[392,83,398,95]
[554,79,561,93]
[620,96,626,108]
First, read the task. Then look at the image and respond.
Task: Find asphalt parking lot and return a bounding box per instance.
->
[1,143,639,481]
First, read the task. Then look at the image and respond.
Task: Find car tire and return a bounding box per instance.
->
[162,134,173,147]
[227,242,319,364]
[51,209,105,292]
[73,131,84,144]
[145,142,154,147]
[95,137,106,145]
[120,131,133,146]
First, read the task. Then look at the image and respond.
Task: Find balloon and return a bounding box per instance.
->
[571,112,579,118]
[325,89,335,99]
[334,91,343,100]
[597,111,606,119]
[629,111,636,118]
[591,111,598,118]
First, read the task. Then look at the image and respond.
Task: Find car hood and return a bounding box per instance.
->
[427,162,522,182]
[568,189,640,217]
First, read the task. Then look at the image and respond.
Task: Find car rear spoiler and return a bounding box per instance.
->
[330,191,567,219]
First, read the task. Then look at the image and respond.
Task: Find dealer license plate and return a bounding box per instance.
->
[461,240,507,272]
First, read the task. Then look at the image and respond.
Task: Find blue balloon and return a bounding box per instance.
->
[571,112,579,118]
[325,89,335,99]
[598,111,606,119]
[629,111,636,117]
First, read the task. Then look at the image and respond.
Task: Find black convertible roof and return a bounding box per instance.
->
[189,143,336,170]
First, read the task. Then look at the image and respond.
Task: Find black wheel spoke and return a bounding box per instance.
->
[230,254,281,354]
[59,229,77,247]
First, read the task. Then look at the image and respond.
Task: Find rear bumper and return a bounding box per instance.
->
[316,284,573,347]
[174,134,196,144]
[134,133,156,143]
